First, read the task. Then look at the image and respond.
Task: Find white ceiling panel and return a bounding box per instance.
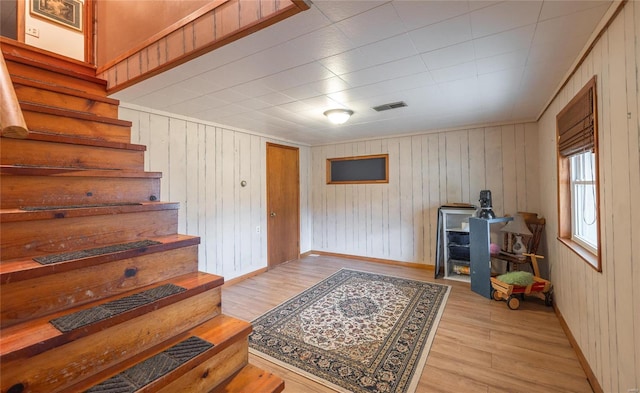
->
[392,1,470,30]
[113,0,613,145]
[469,1,542,38]
[334,3,407,46]
[408,14,473,54]
[421,41,476,70]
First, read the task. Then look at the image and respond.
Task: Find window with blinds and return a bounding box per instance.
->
[557,76,596,157]
[556,75,601,272]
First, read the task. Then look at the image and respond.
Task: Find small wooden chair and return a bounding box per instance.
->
[494,212,545,273]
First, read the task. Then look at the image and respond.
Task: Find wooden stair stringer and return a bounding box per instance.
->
[0,37,283,393]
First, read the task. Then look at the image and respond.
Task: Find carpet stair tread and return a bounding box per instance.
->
[0,234,200,283]
[0,201,178,223]
[210,364,285,393]
[1,208,178,261]
[68,315,252,393]
[0,271,224,361]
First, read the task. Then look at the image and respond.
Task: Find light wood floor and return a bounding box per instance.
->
[222,255,593,393]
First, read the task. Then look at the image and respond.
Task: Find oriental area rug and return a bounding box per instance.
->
[249,269,450,393]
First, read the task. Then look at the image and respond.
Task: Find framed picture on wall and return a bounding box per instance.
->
[30,0,83,32]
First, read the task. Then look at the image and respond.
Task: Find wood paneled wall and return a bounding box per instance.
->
[119,105,312,280]
[97,0,308,93]
[537,1,639,391]
[310,123,540,265]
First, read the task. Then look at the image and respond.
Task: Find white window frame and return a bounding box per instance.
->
[569,152,598,255]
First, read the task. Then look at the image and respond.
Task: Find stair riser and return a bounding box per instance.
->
[1,246,199,329]
[0,138,145,170]
[22,110,131,143]
[14,84,119,117]
[0,176,160,209]
[5,60,107,96]
[0,289,221,393]
[157,339,248,393]
[1,209,178,260]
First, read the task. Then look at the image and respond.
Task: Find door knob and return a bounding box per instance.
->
[270,211,276,217]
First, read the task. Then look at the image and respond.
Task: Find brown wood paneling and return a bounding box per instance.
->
[194,12,215,50]
[216,0,241,40]
[95,0,212,66]
[240,0,261,28]
[97,0,309,93]
[167,28,185,62]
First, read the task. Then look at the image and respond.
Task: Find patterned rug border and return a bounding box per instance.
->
[249,268,451,393]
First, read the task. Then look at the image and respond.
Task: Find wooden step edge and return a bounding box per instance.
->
[17,130,146,151]
[0,272,225,362]
[0,165,161,178]
[1,37,105,85]
[12,75,120,105]
[0,234,199,284]
[65,315,252,393]
[211,364,285,393]
[0,201,178,223]
[20,102,131,127]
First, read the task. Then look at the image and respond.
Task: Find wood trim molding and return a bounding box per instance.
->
[16,0,25,42]
[554,304,603,393]
[84,0,94,64]
[307,250,435,271]
[222,267,268,287]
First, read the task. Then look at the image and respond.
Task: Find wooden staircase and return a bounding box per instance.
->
[0,39,284,393]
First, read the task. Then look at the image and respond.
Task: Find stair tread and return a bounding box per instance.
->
[1,201,178,223]
[0,272,225,361]
[21,102,131,126]
[0,165,161,178]
[70,315,252,392]
[4,130,146,150]
[0,234,198,283]
[12,75,120,105]
[211,364,285,393]
[1,37,106,85]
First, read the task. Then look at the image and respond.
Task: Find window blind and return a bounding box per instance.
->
[557,76,597,157]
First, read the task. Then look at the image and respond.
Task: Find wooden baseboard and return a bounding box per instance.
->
[304,250,434,271]
[553,304,602,393]
[222,267,268,288]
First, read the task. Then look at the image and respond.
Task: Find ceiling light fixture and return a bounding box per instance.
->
[323,109,354,125]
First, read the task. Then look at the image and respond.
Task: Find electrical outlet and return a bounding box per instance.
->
[256,226,260,234]
[26,27,39,38]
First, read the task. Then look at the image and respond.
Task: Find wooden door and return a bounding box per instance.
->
[266,143,299,268]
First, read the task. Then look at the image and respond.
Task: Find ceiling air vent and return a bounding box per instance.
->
[372,101,407,112]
